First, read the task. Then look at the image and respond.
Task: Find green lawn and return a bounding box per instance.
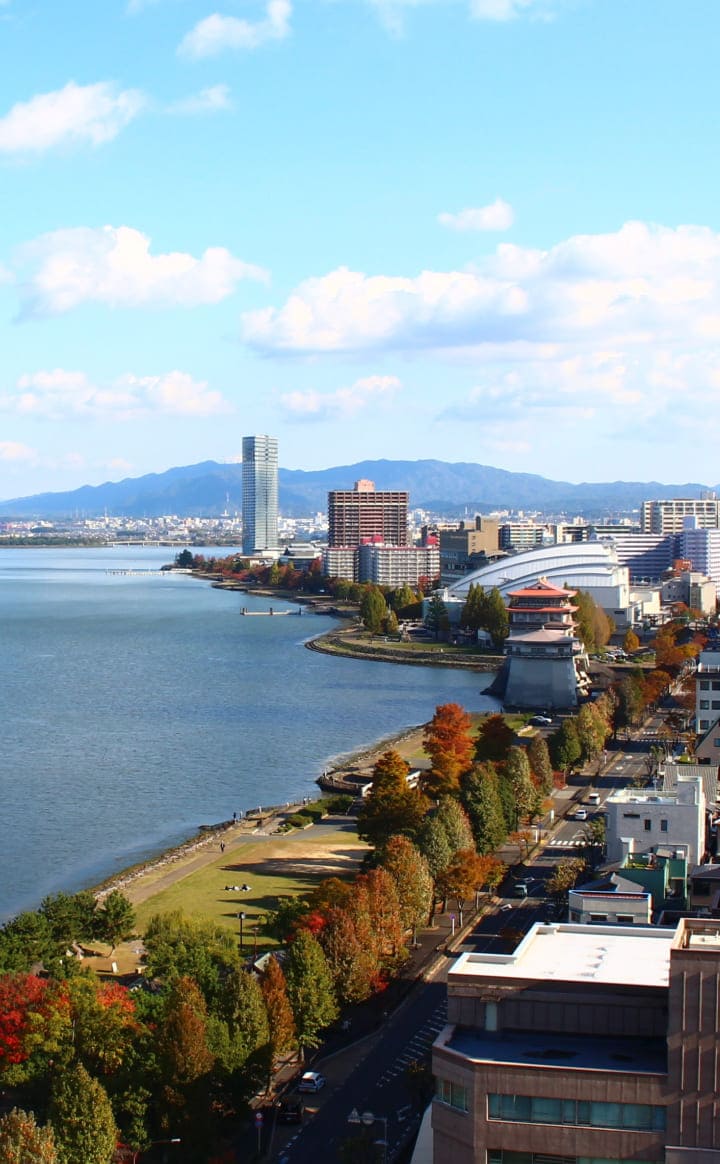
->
[133,826,368,946]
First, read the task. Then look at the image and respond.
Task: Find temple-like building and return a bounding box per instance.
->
[495,577,588,709]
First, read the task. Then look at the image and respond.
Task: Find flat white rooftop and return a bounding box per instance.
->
[450,923,675,988]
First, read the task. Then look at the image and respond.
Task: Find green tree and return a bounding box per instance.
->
[527,734,554,796]
[214,967,269,1079]
[424,595,449,641]
[384,608,399,635]
[460,763,508,854]
[576,704,608,764]
[549,719,582,776]
[0,912,53,974]
[143,911,239,1010]
[360,586,387,636]
[49,1063,117,1164]
[502,746,536,827]
[475,714,514,763]
[482,587,509,649]
[614,674,644,733]
[415,817,452,883]
[94,890,135,954]
[39,892,97,954]
[0,1108,57,1164]
[356,751,427,849]
[547,857,587,902]
[66,974,139,1077]
[379,836,433,935]
[284,931,338,1059]
[391,584,415,612]
[460,583,483,631]
[174,549,194,568]
[435,797,475,855]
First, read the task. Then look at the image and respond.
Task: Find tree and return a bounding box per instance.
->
[94,890,135,954]
[460,763,508,855]
[436,850,495,925]
[174,549,194,568]
[423,703,474,797]
[0,1108,57,1164]
[391,584,416,612]
[356,751,427,849]
[154,977,215,1157]
[0,974,71,1085]
[283,930,338,1059]
[360,587,387,636]
[39,891,98,954]
[623,628,640,653]
[527,734,554,796]
[379,836,433,936]
[259,956,296,1068]
[353,868,406,968]
[475,714,514,763]
[546,857,587,902]
[435,797,475,856]
[143,911,239,1010]
[67,974,139,1076]
[613,674,644,734]
[424,595,449,641]
[214,967,270,1084]
[460,583,484,632]
[415,817,452,883]
[502,747,536,827]
[49,1063,117,1164]
[549,719,582,776]
[384,608,399,635]
[576,704,609,765]
[319,907,379,1005]
[482,587,509,649]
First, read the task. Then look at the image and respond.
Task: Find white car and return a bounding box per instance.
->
[574,808,588,820]
[297,1071,326,1093]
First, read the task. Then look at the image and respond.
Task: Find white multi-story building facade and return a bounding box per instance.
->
[241,434,279,556]
[605,779,706,869]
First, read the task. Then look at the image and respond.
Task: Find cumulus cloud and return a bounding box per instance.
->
[281,375,402,420]
[0,441,36,463]
[242,220,720,426]
[438,199,514,232]
[178,2,292,58]
[13,225,267,318]
[167,85,232,114]
[0,81,145,154]
[6,369,231,420]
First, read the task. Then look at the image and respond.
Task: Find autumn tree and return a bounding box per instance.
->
[353,868,406,969]
[613,674,644,733]
[0,974,70,1086]
[379,836,433,937]
[475,714,514,763]
[527,734,554,796]
[623,628,640,653]
[284,931,338,1060]
[49,1063,117,1164]
[546,857,587,902]
[0,1108,57,1164]
[155,975,215,1154]
[460,763,508,855]
[423,703,475,797]
[94,891,135,955]
[549,719,582,776]
[436,850,496,925]
[356,751,427,849]
[259,956,297,1069]
[67,974,139,1077]
[502,747,537,827]
[415,817,452,883]
[435,797,475,855]
[576,703,609,764]
[320,908,379,1005]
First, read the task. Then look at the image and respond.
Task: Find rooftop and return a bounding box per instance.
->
[449,922,675,988]
[444,1030,667,1075]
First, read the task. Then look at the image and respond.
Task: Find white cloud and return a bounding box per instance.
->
[7,369,231,419]
[166,85,232,115]
[0,441,35,463]
[178,2,292,58]
[367,0,557,32]
[438,198,514,232]
[281,375,402,420]
[470,0,541,19]
[242,220,720,428]
[14,225,268,318]
[0,82,145,155]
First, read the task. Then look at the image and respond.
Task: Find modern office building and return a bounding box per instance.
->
[327,480,408,548]
[432,917,720,1164]
[641,497,720,536]
[241,435,279,556]
[439,517,500,573]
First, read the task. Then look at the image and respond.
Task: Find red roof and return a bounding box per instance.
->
[509,577,576,599]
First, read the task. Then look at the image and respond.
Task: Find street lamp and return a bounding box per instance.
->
[347,1108,388,1164]
[238,911,246,949]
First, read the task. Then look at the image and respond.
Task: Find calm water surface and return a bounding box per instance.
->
[0,546,499,919]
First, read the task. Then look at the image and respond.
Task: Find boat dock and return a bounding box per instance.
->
[240,607,303,616]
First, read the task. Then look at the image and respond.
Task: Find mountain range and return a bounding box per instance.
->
[1,460,716,520]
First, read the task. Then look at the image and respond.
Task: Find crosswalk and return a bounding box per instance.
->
[376,1002,448,1087]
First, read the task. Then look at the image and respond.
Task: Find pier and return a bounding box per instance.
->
[240,607,303,616]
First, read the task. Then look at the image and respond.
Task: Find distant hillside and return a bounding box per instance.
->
[0,459,716,520]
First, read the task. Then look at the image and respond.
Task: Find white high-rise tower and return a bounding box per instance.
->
[242,435,279,556]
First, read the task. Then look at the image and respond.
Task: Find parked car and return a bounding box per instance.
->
[276,1100,305,1124]
[530,715,553,726]
[587,792,601,805]
[574,808,588,820]
[297,1071,326,1093]
[513,880,530,897]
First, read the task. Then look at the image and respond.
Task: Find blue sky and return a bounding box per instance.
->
[1,0,719,499]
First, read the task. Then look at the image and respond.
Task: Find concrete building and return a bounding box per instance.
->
[596,529,676,581]
[498,521,546,553]
[568,872,652,925]
[641,497,720,536]
[500,579,587,709]
[680,519,720,597]
[695,649,720,735]
[322,546,357,582]
[327,480,408,548]
[432,918,720,1164]
[439,517,500,573]
[605,779,706,869]
[357,543,439,587]
[241,434,279,556]
[661,567,717,615]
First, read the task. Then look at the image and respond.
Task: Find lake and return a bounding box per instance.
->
[0,546,499,919]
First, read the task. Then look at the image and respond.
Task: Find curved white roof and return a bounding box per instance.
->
[446,541,627,600]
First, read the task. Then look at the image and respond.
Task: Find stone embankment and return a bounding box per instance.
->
[306,627,502,671]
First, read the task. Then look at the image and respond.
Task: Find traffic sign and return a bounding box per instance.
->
[254,1112,264,1127]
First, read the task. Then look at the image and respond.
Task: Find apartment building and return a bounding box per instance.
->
[641,498,720,536]
[327,480,408,548]
[604,780,705,869]
[432,918,720,1164]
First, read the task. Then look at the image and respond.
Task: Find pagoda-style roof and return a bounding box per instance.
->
[509,604,577,614]
[508,576,577,599]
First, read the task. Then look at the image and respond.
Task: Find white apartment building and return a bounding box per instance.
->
[605,779,705,868]
[641,497,720,536]
[680,518,720,597]
[357,543,439,586]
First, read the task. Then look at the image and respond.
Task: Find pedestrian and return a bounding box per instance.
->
[220,841,225,854]
[233,811,237,822]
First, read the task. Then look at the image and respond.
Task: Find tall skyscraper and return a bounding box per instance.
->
[242,435,278,556]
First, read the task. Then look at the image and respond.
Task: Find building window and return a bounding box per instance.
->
[435,1078,469,1112]
[644,819,652,831]
[714,739,720,747]
[487,1153,657,1164]
[487,1094,665,1132]
[700,700,710,710]
[712,681,720,690]
[589,913,608,922]
[660,819,668,832]
[712,701,720,710]
[616,914,635,924]
[700,720,710,729]
[623,812,640,819]
[700,681,710,690]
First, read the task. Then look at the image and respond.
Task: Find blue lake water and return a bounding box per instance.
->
[0,546,499,919]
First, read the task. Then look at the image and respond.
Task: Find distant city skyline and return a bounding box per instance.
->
[0,2,719,497]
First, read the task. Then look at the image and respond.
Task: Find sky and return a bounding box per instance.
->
[1,0,720,499]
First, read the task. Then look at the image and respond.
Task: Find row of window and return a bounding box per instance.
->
[488,1152,658,1164]
[698,680,720,690]
[698,700,720,710]
[621,814,669,831]
[487,1094,665,1131]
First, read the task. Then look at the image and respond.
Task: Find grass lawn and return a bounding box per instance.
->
[132,826,369,943]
